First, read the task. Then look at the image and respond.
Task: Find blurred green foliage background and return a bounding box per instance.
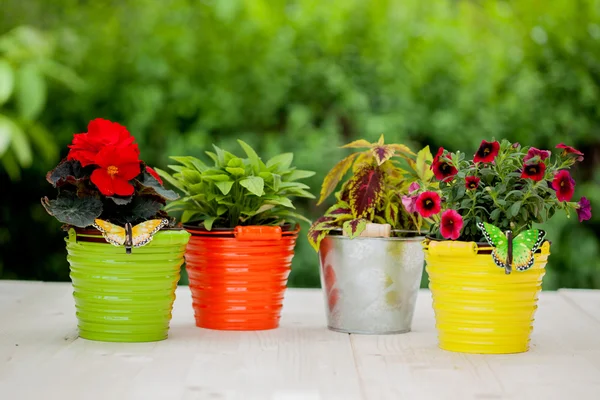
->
[1,0,599,289]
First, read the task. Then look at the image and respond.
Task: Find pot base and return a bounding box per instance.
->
[328,326,410,335]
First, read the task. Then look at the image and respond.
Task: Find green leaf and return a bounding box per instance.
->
[414,146,434,181]
[202,174,232,182]
[41,193,103,228]
[181,210,202,223]
[266,152,293,171]
[0,60,14,105]
[490,208,502,221]
[217,205,228,216]
[265,196,294,208]
[0,115,32,166]
[237,139,264,173]
[215,180,234,195]
[0,114,13,156]
[225,166,245,176]
[108,196,133,205]
[16,63,46,120]
[203,216,217,231]
[182,170,202,184]
[272,173,281,192]
[286,169,316,181]
[155,167,187,193]
[239,176,264,196]
[46,159,86,187]
[510,201,522,218]
[212,144,227,166]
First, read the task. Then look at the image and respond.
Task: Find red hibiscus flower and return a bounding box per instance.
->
[90,144,141,196]
[521,162,546,181]
[551,170,576,202]
[145,166,163,185]
[556,143,584,162]
[465,176,480,190]
[68,118,139,167]
[440,209,463,240]
[473,140,500,163]
[523,147,551,163]
[416,191,441,218]
[431,147,458,181]
[577,197,592,222]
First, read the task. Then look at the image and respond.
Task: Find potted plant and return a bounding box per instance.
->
[41,118,190,343]
[307,135,433,334]
[157,140,315,331]
[419,139,592,353]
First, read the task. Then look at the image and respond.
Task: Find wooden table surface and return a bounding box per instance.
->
[0,281,599,400]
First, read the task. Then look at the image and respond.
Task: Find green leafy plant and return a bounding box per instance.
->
[42,118,178,228]
[418,139,592,241]
[157,140,315,230]
[307,135,435,251]
[0,26,84,179]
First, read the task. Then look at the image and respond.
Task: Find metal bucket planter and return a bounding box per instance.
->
[318,234,425,334]
[184,224,299,331]
[423,239,551,354]
[66,227,190,342]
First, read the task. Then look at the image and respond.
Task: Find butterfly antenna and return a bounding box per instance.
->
[505,230,513,275]
[125,223,133,255]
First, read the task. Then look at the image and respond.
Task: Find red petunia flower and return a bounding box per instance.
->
[551,170,576,202]
[431,147,458,181]
[556,143,584,162]
[523,147,551,163]
[473,140,500,163]
[521,162,546,181]
[577,197,592,222]
[465,176,480,190]
[440,209,463,240]
[416,191,441,218]
[90,144,141,196]
[145,166,163,185]
[68,118,139,167]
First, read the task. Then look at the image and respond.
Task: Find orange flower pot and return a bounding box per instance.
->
[184,224,299,330]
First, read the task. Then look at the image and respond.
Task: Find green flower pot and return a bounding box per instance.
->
[65,227,190,342]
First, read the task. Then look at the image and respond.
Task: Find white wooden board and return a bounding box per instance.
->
[0,282,599,400]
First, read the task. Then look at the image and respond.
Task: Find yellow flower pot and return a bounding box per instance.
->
[423,238,551,354]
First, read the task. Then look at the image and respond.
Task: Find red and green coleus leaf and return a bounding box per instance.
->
[342,218,368,239]
[307,216,338,252]
[346,165,384,218]
[324,201,353,220]
[317,153,358,205]
[384,201,399,226]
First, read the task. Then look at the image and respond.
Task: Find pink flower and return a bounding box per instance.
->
[552,170,576,202]
[416,191,441,218]
[440,210,463,240]
[524,147,551,163]
[577,197,592,222]
[402,195,417,214]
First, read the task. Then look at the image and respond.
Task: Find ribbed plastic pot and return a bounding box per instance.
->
[423,238,551,354]
[184,224,299,331]
[66,227,190,342]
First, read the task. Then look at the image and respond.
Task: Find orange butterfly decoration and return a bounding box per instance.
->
[93,218,168,254]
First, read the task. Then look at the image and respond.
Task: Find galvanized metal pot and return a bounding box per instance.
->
[318,234,425,334]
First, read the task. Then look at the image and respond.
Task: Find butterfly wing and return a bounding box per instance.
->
[93,219,126,246]
[131,219,169,247]
[512,229,546,271]
[477,222,509,269]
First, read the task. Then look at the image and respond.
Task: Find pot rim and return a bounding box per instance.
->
[325,229,425,242]
[70,225,187,244]
[184,222,300,238]
[423,234,552,248]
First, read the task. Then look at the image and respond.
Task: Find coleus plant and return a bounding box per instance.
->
[156,140,315,229]
[42,118,179,228]
[416,139,592,241]
[307,135,435,252]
